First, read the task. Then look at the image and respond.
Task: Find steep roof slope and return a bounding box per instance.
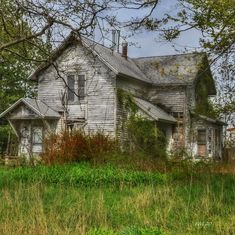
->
[0,98,60,119]
[133,53,207,85]
[29,32,215,93]
[29,33,150,83]
[82,37,150,83]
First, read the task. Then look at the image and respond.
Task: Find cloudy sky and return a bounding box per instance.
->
[118,0,202,57]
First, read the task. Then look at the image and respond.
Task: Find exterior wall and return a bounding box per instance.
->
[148,86,186,113]
[37,42,117,136]
[7,105,38,119]
[148,85,188,149]
[116,77,149,144]
[115,79,174,150]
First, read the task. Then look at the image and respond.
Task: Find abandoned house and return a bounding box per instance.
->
[0,32,225,159]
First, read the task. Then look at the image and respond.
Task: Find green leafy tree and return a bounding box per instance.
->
[0,0,49,154]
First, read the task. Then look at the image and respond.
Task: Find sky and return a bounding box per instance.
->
[111,0,202,57]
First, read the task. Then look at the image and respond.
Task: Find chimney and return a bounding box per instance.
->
[116,30,120,53]
[111,30,120,53]
[112,30,116,51]
[122,42,128,59]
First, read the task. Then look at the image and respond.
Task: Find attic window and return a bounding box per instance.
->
[67,74,85,102]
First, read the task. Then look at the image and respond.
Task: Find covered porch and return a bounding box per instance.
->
[0,98,60,157]
[133,97,177,151]
[189,112,226,159]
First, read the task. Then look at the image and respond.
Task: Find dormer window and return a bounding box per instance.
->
[67,74,85,103]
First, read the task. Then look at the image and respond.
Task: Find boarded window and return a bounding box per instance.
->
[197,129,206,156]
[67,75,75,102]
[78,74,85,100]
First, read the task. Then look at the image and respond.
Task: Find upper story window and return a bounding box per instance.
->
[171,112,184,119]
[67,74,85,103]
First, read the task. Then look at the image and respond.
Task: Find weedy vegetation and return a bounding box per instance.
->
[0,160,235,235]
[0,124,234,234]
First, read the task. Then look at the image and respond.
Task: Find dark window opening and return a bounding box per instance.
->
[171,112,184,119]
[197,129,206,157]
[78,74,85,100]
[67,74,85,102]
[67,75,75,102]
[197,129,206,144]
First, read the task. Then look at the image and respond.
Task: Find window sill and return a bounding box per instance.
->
[68,101,85,105]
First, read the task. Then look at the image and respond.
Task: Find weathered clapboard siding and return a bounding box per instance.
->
[116,77,149,143]
[37,41,116,135]
[188,117,223,158]
[7,104,38,119]
[148,86,186,113]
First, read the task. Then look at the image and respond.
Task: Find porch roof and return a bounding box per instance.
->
[190,111,226,126]
[133,97,176,123]
[0,98,61,119]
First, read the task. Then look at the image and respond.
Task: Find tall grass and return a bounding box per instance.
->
[0,164,235,234]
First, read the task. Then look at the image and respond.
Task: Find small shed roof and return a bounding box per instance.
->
[133,97,176,123]
[191,111,226,126]
[0,98,60,119]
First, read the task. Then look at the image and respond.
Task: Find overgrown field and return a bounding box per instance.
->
[0,163,235,235]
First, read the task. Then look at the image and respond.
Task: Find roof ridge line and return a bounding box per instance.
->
[133,52,205,60]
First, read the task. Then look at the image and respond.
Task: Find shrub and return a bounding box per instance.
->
[127,115,167,159]
[41,131,116,164]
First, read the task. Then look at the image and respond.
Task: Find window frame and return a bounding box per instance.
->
[32,127,43,145]
[66,73,86,104]
[197,129,207,157]
[197,129,207,145]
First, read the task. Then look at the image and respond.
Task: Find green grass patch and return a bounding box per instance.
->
[0,163,235,234]
[0,163,167,188]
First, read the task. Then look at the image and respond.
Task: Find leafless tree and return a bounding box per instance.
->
[0,0,159,60]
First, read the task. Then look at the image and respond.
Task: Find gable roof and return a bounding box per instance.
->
[82,37,150,83]
[28,32,215,92]
[29,33,151,84]
[133,53,212,86]
[0,98,60,119]
[133,97,176,123]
